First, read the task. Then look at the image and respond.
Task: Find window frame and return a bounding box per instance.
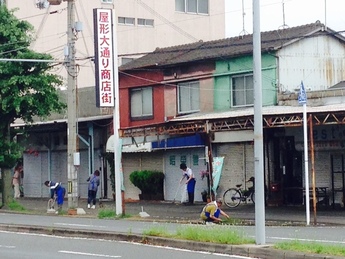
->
[137,18,154,27]
[175,0,209,15]
[118,17,135,26]
[231,74,254,107]
[130,87,153,120]
[177,81,200,114]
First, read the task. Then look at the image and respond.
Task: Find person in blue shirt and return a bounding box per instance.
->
[44,180,66,211]
[87,170,100,209]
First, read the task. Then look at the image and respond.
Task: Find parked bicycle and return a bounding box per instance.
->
[223,177,255,208]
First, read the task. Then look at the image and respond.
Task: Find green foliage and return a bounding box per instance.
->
[98,209,131,219]
[98,209,116,219]
[275,240,345,257]
[143,226,174,238]
[8,200,26,211]
[129,170,164,195]
[143,225,255,245]
[0,6,66,168]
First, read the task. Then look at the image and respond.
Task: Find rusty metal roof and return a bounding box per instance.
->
[120,21,344,70]
[169,103,345,122]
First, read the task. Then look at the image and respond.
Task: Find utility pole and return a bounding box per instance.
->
[253,0,266,245]
[66,0,78,208]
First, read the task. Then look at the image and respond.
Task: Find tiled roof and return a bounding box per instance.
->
[120,21,343,71]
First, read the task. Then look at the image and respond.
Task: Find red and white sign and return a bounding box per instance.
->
[94,9,114,107]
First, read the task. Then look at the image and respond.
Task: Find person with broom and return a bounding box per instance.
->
[179,163,196,205]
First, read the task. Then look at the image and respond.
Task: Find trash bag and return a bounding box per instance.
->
[181,184,188,203]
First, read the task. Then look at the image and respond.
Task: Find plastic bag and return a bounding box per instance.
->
[181,184,188,203]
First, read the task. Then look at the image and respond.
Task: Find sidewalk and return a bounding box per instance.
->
[12,197,345,225]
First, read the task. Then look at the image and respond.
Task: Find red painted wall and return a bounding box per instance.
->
[119,70,167,128]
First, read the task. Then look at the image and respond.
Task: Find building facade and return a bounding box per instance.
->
[6,0,227,199]
[7,0,226,89]
[8,3,345,207]
[119,22,345,205]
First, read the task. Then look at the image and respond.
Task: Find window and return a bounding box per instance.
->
[130,87,153,119]
[118,17,135,26]
[232,74,254,107]
[138,18,154,27]
[175,0,209,14]
[178,81,200,114]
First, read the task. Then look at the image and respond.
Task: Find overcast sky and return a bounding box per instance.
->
[225,0,344,37]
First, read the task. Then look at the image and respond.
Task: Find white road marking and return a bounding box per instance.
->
[54,223,107,228]
[59,250,121,257]
[268,236,345,244]
[0,245,15,249]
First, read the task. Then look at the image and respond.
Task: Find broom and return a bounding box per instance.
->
[172,182,182,204]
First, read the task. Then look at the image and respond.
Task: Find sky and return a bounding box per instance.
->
[225,0,345,37]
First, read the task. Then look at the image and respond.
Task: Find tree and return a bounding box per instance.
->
[0,6,66,207]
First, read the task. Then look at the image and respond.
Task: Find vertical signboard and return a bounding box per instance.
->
[93,9,114,107]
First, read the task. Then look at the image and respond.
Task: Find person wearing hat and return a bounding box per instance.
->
[179,163,196,205]
[200,198,230,224]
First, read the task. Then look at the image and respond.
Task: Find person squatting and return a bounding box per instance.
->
[200,198,230,224]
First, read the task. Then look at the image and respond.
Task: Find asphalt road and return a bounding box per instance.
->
[0,230,251,259]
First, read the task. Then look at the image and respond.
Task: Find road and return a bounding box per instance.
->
[0,230,252,259]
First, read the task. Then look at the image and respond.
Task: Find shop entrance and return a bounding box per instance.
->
[272,136,303,205]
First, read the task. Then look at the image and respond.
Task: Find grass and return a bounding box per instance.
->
[143,225,345,257]
[275,240,345,257]
[143,225,255,245]
[98,209,131,219]
[8,200,26,211]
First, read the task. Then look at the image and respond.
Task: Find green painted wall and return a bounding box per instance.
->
[214,54,277,111]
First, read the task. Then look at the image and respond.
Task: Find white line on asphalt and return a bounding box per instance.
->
[54,223,107,228]
[0,245,15,249]
[268,236,345,244]
[59,250,121,257]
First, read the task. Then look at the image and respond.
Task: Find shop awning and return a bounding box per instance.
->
[106,135,152,153]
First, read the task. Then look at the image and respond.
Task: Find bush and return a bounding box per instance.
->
[129,170,164,195]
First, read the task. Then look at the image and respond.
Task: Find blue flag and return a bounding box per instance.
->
[298,81,307,105]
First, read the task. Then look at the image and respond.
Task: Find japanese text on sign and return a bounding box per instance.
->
[94,9,114,107]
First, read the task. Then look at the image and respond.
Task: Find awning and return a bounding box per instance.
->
[122,142,152,153]
[151,134,205,149]
[106,135,152,153]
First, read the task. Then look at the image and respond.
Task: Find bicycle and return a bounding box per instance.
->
[223,177,255,208]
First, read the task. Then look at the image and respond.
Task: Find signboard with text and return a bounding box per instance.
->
[93,9,115,107]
